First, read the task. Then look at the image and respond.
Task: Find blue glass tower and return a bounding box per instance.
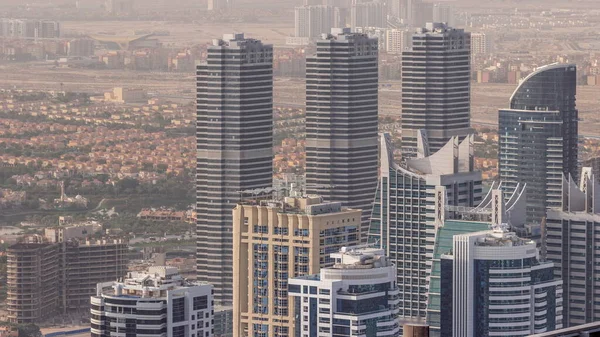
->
[498,63,578,224]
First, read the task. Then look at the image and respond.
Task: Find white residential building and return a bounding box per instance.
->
[445,228,563,337]
[351,1,386,31]
[546,168,600,327]
[91,267,214,337]
[288,247,401,337]
[385,28,410,54]
[470,32,487,55]
[294,5,335,39]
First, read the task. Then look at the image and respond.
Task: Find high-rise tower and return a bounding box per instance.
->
[350,1,386,30]
[369,133,483,325]
[232,196,361,337]
[305,28,379,241]
[446,229,563,336]
[498,63,578,223]
[196,33,273,305]
[546,168,600,327]
[294,5,335,39]
[401,22,472,156]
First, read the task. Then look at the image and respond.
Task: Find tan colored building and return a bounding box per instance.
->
[233,196,362,337]
[6,223,128,324]
[104,87,146,104]
[6,243,60,323]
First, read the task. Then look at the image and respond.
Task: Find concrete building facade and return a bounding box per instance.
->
[6,243,60,323]
[386,29,410,54]
[6,224,128,324]
[294,5,335,39]
[545,168,600,327]
[232,196,362,337]
[288,247,401,337]
[91,267,213,337]
[470,32,487,56]
[196,33,273,305]
[0,18,60,39]
[305,28,379,241]
[527,321,600,337]
[351,1,386,30]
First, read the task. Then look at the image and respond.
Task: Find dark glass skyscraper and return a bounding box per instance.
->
[305,28,379,240]
[401,22,472,156]
[196,33,273,304]
[498,63,578,223]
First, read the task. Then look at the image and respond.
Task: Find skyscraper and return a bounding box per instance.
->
[427,186,528,336]
[232,195,361,337]
[386,28,410,54]
[498,63,578,223]
[545,167,600,327]
[288,247,401,337]
[470,32,488,56]
[432,3,455,27]
[445,228,563,336]
[294,5,335,39]
[305,28,379,240]
[391,0,418,25]
[350,1,386,30]
[401,23,472,155]
[196,33,273,305]
[369,133,483,324]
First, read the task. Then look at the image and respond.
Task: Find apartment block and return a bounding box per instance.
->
[294,5,335,39]
[470,32,487,56]
[233,195,362,337]
[6,243,60,323]
[545,168,600,327]
[445,228,563,336]
[6,223,128,324]
[62,238,128,311]
[91,267,213,337]
[288,247,401,337]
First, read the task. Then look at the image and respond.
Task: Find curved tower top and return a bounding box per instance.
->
[509,63,577,111]
[499,62,579,224]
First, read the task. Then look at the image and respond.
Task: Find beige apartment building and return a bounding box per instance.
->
[233,196,362,337]
[6,223,128,323]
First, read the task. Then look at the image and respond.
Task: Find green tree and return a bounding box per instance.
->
[17,324,42,337]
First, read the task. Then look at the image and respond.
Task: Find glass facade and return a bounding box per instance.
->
[427,220,490,336]
[499,64,578,224]
[499,109,564,223]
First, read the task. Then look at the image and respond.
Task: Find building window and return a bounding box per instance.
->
[172,297,185,322]
[172,326,185,337]
[194,296,208,310]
